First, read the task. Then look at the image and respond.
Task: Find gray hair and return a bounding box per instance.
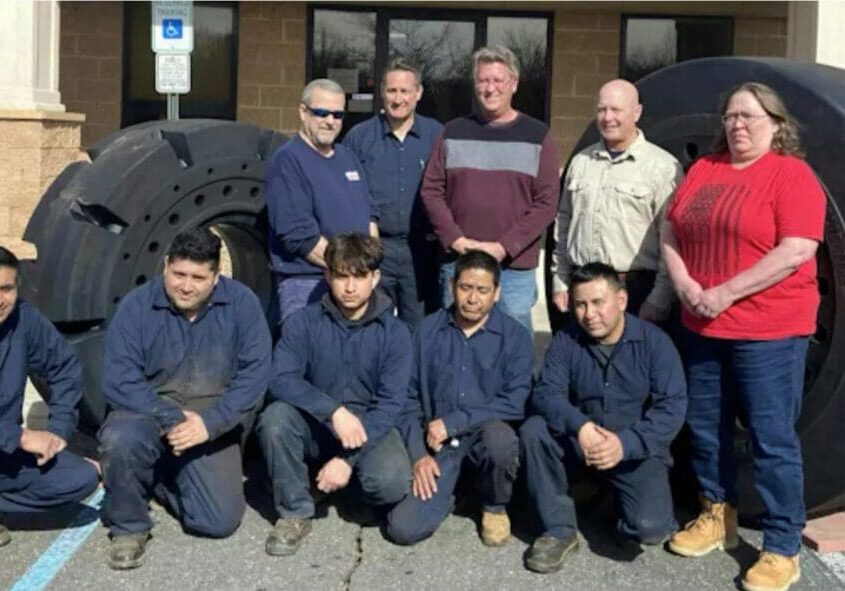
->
[381,57,422,88]
[301,78,345,105]
[472,45,520,80]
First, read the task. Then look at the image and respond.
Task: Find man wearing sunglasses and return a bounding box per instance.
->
[266,78,379,327]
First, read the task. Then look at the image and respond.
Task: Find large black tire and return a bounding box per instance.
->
[546,57,845,517]
[22,119,287,433]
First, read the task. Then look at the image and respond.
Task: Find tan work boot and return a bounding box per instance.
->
[480,511,511,546]
[742,551,800,591]
[668,497,738,557]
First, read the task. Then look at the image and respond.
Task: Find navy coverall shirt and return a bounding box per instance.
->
[269,292,412,464]
[0,301,81,453]
[101,276,272,440]
[531,313,687,461]
[401,306,533,462]
[343,113,443,239]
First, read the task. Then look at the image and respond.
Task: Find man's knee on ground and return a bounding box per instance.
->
[183,502,245,539]
[621,514,674,545]
[385,505,438,546]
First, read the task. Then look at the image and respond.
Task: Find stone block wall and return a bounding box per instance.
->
[237,2,306,135]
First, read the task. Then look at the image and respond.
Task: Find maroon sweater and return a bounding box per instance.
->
[420,113,560,269]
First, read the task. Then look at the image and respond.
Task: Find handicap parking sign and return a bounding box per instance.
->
[163,19,183,40]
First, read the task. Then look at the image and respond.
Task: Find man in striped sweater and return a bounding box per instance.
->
[420,45,561,333]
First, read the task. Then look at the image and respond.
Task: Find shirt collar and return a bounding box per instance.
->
[591,129,647,162]
[444,303,505,336]
[379,112,420,139]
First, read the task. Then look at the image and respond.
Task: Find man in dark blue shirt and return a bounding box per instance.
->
[520,263,686,573]
[265,78,379,326]
[98,228,271,570]
[0,247,99,547]
[343,59,443,328]
[386,251,532,547]
[257,233,412,557]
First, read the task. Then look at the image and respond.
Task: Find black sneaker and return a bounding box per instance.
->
[265,518,312,556]
[525,534,579,574]
[0,523,11,547]
[108,532,151,570]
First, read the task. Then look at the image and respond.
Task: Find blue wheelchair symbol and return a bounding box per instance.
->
[163,19,183,39]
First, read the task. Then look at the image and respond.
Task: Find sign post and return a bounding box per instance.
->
[151,1,193,120]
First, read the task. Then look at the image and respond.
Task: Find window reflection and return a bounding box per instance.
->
[487,17,548,122]
[389,20,475,122]
[622,17,733,81]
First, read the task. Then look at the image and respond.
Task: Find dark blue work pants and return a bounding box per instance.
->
[520,415,677,544]
[0,449,98,513]
[256,400,411,519]
[379,236,438,331]
[98,410,245,538]
[386,420,520,545]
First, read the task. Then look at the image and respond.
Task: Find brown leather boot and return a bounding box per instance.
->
[742,551,800,591]
[668,496,738,557]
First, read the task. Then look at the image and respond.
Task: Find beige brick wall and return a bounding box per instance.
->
[237,2,306,135]
[0,113,87,256]
[550,10,621,164]
[59,1,123,148]
[734,17,788,57]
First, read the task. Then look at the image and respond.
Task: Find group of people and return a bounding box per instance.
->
[0,43,825,591]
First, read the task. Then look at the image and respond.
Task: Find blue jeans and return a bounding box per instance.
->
[274,274,328,327]
[385,420,519,545]
[684,331,808,556]
[256,401,411,519]
[0,449,99,513]
[99,410,246,538]
[519,416,677,543]
[440,262,537,333]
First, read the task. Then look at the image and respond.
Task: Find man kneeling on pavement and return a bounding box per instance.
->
[521,262,687,573]
[0,246,99,547]
[386,250,533,547]
[98,228,272,569]
[257,232,412,556]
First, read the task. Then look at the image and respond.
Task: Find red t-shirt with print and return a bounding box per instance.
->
[667,151,826,339]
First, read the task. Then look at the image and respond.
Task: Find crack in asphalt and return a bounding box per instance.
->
[340,525,364,591]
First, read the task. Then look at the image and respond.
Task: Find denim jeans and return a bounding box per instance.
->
[440,262,537,333]
[519,416,677,543]
[256,401,411,519]
[274,274,328,327]
[99,410,245,537]
[385,420,520,545]
[684,331,808,556]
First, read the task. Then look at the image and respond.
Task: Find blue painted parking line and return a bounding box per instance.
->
[10,488,104,591]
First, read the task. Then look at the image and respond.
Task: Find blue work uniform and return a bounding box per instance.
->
[0,300,98,514]
[520,313,687,543]
[343,113,442,328]
[98,276,271,538]
[386,305,532,545]
[256,290,412,519]
[265,135,378,324]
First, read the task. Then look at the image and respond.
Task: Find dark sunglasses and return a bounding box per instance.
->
[304,105,346,120]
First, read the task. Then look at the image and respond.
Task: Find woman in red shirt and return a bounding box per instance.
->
[662,82,826,591]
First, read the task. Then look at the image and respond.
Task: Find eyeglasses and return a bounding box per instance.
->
[721,111,770,125]
[474,77,512,89]
[304,105,346,120]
